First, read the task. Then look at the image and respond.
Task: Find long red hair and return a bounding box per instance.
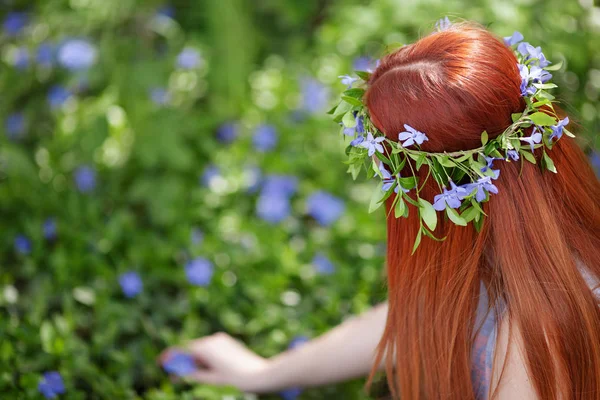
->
[365,23,600,399]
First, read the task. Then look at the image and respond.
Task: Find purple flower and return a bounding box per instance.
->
[338,74,358,88]
[216,122,238,144]
[14,235,31,255]
[433,181,467,211]
[379,163,409,193]
[313,253,335,275]
[343,114,364,137]
[518,64,537,97]
[58,39,97,71]
[36,43,54,66]
[398,124,428,147]
[163,352,197,376]
[5,113,25,139]
[261,175,298,198]
[549,116,569,141]
[13,47,29,70]
[300,77,330,114]
[252,124,278,152]
[200,164,220,187]
[521,127,543,152]
[462,176,499,202]
[353,57,378,72]
[47,85,73,109]
[435,16,451,31]
[191,227,203,245]
[507,149,520,161]
[350,135,365,147]
[119,272,143,298]
[3,12,28,36]
[38,371,65,399]
[359,132,385,156]
[306,191,345,226]
[517,42,550,67]
[150,87,170,106]
[529,66,552,84]
[480,156,498,173]
[43,218,57,240]
[503,31,524,46]
[185,257,213,286]
[74,165,96,193]
[256,193,291,223]
[176,47,202,69]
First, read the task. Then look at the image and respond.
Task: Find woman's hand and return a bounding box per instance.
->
[159,332,270,393]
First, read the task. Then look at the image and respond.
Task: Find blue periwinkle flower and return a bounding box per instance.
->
[398,124,428,147]
[200,164,221,187]
[518,64,536,97]
[521,127,543,152]
[435,16,451,31]
[529,66,552,84]
[359,132,385,156]
[185,257,213,286]
[517,42,550,67]
[313,253,335,275]
[119,271,143,298]
[150,87,170,106]
[74,165,96,193]
[480,156,499,174]
[307,191,345,226]
[503,31,524,46]
[163,352,197,376]
[177,47,202,69]
[463,176,499,202]
[433,181,467,211]
[5,113,25,139]
[36,43,54,66]
[43,218,57,240]
[252,124,278,152]
[549,117,569,141]
[216,122,238,144]
[379,163,409,194]
[343,114,364,137]
[300,77,330,114]
[338,74,358,88]
[14,235,31,255]
[38,371,65,399]
[256,192,292,223]
[58,39,97,71]
[350,135,365,147]
[47,85,73,109]
[13,47,29,70]
[507,149,520,161]
[3,12,28,36]
[261,175,298,198]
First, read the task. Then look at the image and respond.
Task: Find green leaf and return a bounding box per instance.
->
[529,112,557,127]
[532,99,551,108]
[418,198,437,231]
[563,128,575,138]
[512,112,523,122]
[327,104,338,115]
[473,213,485,232]
[398,176,416,189]
[416,153,427,170]
[544,60,563,71]
[422,227,446,241]
[342,112,356,128]
[411,228,423,254]
[521,150,537,164]
[333,100,353,119]
[543,151,557,173]
[372,159,382,177]
[446,207,467,226]
[368,182,385,213]
[341,96,363,107]
[343,88,365,99]
[394,197,406,218]
[435,155,455,168]
[532,82,558,90]
[462,206,479,223]
[481,131,488,146]
[355,71,372,81]
[470,199,487,215]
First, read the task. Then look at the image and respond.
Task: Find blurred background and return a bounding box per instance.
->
[1,0,599,399]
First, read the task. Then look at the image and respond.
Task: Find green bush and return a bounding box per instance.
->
[1,0,598,399]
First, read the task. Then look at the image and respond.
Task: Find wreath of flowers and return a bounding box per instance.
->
[330,24,572,252]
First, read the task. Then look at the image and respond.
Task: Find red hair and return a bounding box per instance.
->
[365,23,600,399]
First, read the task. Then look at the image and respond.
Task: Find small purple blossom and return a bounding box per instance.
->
[306,191,345,226]
[3,12,28,36]
[517,42,550,67]
[150,87,170,106]
[57,39,97,71]
[261,175,298,198]
[74,165,96,193]
[36,43,54,66]
[252,124,278,152]
[216,122,238,144]
[200,164,220,187]
[38,371,65,399]
[43,218,57,240]
[5,113,25,139]
[176,47,202,69]
[14,235,31,255]
[350,135,365,147]
[185,257,214,286]
[338,74,358,88]
[519,64,537,97]
[462,176,499,202]
[507,149,520,161]
[435,16,452,31]
[480,156,498,173]
[529,65,552,84]
[300,77,330,114]
[359,132,385,156]
[398,124,428,147]
[549,116,569,141]
[379,163,409,194]
[256,193,291,223]
[503,31,524,46]
[47,85,73,109]
[521,127,543,152]
[433,181,467,211]
[163,352,197,377]
[13,47,29,70]
[343,114,364,136]
[313,253,335,275]
[119,271,143,298]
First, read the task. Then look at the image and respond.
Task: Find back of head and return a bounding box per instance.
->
[365,22,600,400]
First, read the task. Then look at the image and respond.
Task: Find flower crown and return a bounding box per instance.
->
[330,25,571,252]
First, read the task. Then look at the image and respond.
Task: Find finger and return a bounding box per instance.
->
[185,370,223,386]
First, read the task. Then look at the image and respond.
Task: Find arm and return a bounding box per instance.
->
[159,302,388,393]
